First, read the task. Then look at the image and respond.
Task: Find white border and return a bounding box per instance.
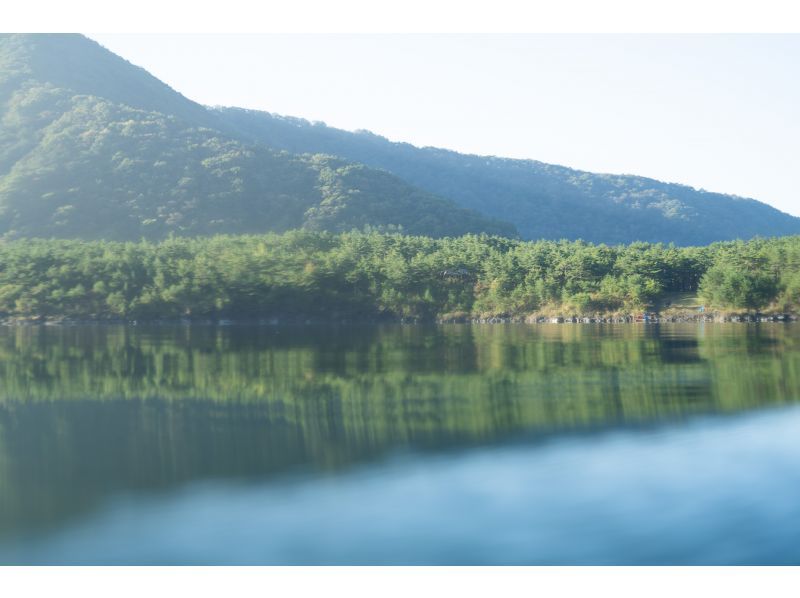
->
[2,0,800,593]
[2,0,800,33]
[0,566,799,597]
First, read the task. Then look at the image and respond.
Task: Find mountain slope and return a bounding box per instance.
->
[216,107,800,245]
[0,34,515,240]
[0,33,215,126]
[2,33,798,245]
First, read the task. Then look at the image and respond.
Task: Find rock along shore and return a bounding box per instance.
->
[2,312,798,327]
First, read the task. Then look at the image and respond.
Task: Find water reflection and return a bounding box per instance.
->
[0,323,799,563]
[2,406,799,565]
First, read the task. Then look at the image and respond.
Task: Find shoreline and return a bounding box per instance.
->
[2,312,797,327]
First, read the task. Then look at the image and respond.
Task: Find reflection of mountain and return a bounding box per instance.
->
[0,324,799,536]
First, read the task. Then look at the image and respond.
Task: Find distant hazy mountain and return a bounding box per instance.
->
[1,33,798,244]
[217,108,800,245]
[0,34,514,240]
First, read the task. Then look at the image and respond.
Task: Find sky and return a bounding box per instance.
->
[88,34,800,217]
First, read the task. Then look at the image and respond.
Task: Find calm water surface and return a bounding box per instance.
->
[0,323,798,564]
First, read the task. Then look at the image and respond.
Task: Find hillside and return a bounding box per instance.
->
[0,34,514,240]
[217,107,800,245]
[2,33,799,245]
[0,33,218,128]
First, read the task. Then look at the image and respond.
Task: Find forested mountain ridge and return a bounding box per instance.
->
[0,33,218,129]
[0,34,515,240]
[216,107,800,245]
[1,33,798,245]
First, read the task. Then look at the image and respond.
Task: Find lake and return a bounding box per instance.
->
[0,323,798,565]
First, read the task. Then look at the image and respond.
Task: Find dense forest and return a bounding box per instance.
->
[0,232,798,322]
[0,89,514,240]
[2,34,799,321]
[0,35,513,241]
[2,33,799,246]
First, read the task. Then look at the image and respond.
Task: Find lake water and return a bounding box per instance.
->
[0,323,799,565]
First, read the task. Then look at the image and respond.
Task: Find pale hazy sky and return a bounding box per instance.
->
[88,34,800,217]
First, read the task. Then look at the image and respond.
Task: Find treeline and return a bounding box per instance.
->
[0,231,798,321]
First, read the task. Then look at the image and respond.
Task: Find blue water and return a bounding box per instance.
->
[1,323,799,564]
[2,406,799,565]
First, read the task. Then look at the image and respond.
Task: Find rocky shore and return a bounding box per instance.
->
[456,313,798,324]
[3,311,797,327]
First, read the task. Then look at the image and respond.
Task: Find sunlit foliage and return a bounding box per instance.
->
[0,232,797,320]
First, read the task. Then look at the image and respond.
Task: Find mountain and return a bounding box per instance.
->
[216,108,800,245]
[0,33,219,129]
[0,34,515,240]
[2,33,798,245]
